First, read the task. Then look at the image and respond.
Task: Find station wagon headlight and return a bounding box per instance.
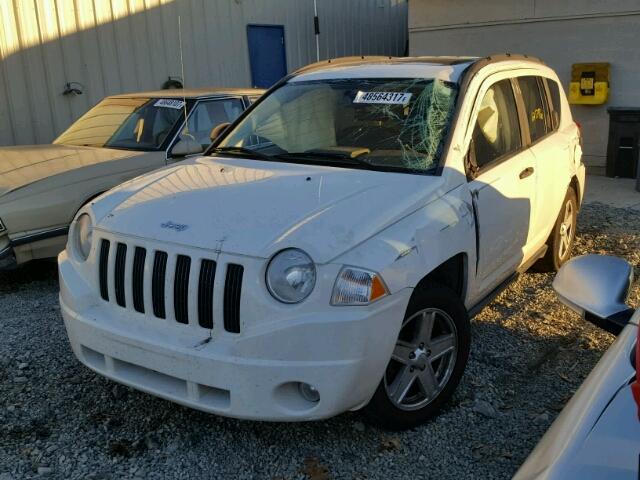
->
[266,249,316,304]
[73,213,93,261]
[331,267,389,306]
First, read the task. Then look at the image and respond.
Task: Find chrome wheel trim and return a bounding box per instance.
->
[384,308,458,411]
[558,199,575,259]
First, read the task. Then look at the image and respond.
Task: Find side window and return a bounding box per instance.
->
[518,76,551,142]
[545,79,562,130]
[469,79,521,171]
[184,98,244,148]
[248,95,261,104]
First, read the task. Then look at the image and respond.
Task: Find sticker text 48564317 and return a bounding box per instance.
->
[353,91,412,106]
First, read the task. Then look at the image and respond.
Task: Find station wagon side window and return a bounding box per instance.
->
[518,76,552,142]
[468,79,521,173]
[183,98,245,148]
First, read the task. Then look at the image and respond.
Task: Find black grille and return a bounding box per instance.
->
[98,239,243,332]
[99,240,110,301]
[173,255,191,324]
[114,243,127,307]
[223,264,243,333]
[198,259,217,329]
[152,251,168,319]
[132,247,146,313]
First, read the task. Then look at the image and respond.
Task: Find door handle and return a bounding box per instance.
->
[519,167,534,179]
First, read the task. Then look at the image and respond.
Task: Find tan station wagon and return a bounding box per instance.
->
[0,87,263,269]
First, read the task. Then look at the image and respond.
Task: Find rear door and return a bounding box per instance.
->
[466,77,538,295]
[517,76,572,251]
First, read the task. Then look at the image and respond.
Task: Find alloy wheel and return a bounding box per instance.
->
[384,308,458,411]
[558,199,574,259]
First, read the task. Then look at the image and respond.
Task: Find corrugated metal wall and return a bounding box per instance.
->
[0,0,408,146]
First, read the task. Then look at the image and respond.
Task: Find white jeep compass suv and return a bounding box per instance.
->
[59,55,585,429]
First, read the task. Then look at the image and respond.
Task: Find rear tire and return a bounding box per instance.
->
[363,284,470,430]
[535,187,578,272]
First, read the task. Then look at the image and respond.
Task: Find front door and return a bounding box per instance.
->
[247,25,287,88]
[466,78,537,295]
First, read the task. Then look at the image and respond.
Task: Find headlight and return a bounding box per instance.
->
[73,213,93,261]
[266,249,316,303]
[331,267,388,306]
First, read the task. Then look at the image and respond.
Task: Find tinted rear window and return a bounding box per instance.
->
[546,79,562,129]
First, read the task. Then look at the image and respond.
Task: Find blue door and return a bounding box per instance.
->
[247,25,287,88]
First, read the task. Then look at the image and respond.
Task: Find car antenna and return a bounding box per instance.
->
[177,15,189,136]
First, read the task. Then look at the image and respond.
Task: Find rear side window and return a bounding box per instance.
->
[518,76,551,142]
[545,79,562,130]
[469,79,521,170]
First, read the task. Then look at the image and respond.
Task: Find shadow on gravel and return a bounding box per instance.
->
[0,260,58,292]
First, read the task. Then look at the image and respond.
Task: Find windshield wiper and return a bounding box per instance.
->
[210,146,273,161]
[274,150,372,167]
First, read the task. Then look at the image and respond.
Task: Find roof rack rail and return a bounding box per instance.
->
[479,52,545,65]
[291,53,544,77]
[292,56,397,75]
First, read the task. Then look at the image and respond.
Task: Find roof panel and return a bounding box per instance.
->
[109,87,266,99]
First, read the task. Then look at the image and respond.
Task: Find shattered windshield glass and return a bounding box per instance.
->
[214,78,459,174]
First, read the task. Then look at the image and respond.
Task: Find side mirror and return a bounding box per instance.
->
[553,254,635,335]
[171,136,203,157]
[210,122,231,142]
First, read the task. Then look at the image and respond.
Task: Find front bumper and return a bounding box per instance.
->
[59,250,412,421]
[0,240,16,270]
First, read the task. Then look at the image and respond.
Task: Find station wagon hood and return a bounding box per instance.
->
[95,157,446,263]
[0,144,146,196]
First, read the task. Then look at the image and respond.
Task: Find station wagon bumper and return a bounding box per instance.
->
[0,241,16,270]
[59,251,412,421]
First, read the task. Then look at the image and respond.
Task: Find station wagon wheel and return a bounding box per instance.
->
[384,308,457,410]
[534,187,578,272]
[363,284,470,430]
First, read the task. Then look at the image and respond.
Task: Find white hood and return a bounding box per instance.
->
[94,157,446,263]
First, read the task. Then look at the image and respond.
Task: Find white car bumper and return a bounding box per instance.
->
[59,250,412,421]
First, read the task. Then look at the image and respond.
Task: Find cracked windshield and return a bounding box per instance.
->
[215,78,459,173]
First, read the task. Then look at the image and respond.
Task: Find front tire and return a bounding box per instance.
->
[535,187,578,272]
[363,284,470,430]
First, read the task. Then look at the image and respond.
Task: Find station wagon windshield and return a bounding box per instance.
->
[54,97,185,151]
[215,78,459,174]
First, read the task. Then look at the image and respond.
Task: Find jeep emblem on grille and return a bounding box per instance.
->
[161,221,188,232]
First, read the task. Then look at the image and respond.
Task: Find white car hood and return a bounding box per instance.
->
[94,156,446,263]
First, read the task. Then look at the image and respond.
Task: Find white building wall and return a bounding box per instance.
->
[0,0,408,146]
[409,0,640,172]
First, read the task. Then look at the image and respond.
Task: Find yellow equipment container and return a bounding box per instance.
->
[569,62,610,105]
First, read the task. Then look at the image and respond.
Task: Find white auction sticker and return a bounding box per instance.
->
[154,99,186,109]
[353,91,412,105]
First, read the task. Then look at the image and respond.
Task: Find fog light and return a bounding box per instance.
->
[298,382,320,403]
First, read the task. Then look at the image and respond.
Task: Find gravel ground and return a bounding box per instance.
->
[1,202,639,480]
